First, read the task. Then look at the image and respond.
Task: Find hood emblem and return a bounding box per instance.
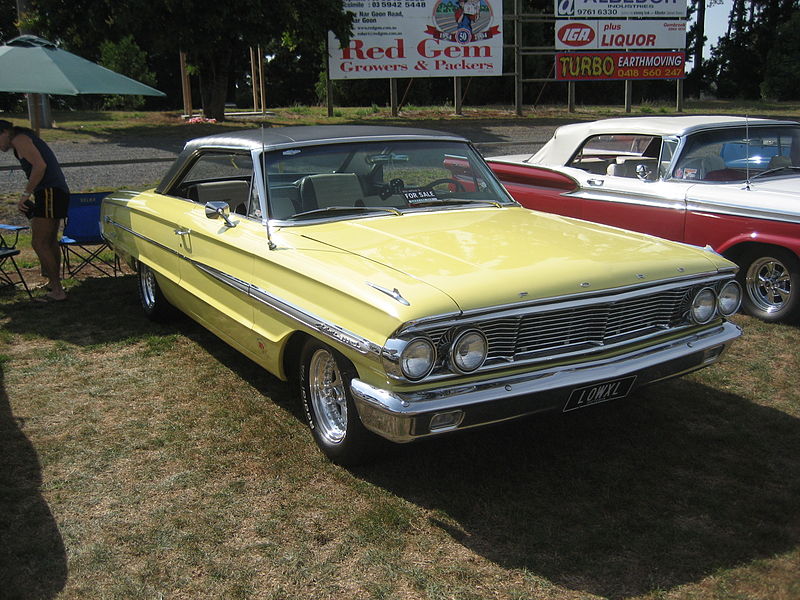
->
[635,273,647,279]
[366,281,410,306]
[579,282,591,288]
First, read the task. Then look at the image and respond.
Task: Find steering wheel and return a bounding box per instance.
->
[422,178,466,192]
[379,178,405,200]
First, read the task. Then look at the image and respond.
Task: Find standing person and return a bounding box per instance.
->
[0,120,69,301]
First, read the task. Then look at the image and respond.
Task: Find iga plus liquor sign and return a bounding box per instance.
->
[556,20,686,50]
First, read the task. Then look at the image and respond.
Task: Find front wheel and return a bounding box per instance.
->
[299,339,381,465]
[738,248,800,322]
[137,262,176,322]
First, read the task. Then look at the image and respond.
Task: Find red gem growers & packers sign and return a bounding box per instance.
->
[329,1,503,79]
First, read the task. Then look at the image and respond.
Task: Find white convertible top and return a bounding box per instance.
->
[527,115,799,166]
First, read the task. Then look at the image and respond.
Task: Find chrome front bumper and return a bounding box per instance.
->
[350,321,742,443]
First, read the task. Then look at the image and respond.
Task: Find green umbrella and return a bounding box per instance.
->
[0,35,165,96]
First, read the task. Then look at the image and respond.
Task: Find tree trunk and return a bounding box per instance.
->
[197,49,232,121]
[689,0,707,97]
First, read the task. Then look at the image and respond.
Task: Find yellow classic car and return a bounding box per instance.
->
[101,125,742,464]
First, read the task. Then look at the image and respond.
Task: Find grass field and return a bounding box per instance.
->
[2,272,799,600]
[0,98,798,144]
[1,106,799,599]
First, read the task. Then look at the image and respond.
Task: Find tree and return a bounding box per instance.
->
[760,9,800,100]
[707,0,799,99]
[685,0,726,96]
[0,1,16,42]
[31,0,353,120]
[99,35,158,109]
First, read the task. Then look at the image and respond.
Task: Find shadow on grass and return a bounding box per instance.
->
[353,378,800,599]
[0,275,171,346]
[0,368,67,599]
[1,274,299,412]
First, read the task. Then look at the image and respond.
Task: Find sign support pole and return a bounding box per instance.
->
[390,79,398,116]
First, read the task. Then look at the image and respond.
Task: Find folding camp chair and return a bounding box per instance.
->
[60,191,119,278]
[0,223,32,297]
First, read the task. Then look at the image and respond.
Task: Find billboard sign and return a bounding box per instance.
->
[555,51,685,80]
[329,0,503,80]
[555,0,687,19]
[555,19,686,50]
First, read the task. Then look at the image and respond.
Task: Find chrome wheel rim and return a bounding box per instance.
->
[746,256,791,314]
[308,348,348,444]
[140,265,157,310]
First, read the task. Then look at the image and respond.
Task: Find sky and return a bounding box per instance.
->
[699,0,732,50]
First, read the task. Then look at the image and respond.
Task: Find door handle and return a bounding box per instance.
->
[587,178,604,187]
[174,228,191,236]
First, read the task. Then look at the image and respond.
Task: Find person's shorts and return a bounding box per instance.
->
[30,187,70,219]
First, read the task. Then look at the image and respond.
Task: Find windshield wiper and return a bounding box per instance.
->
[749,166,800,181]
[414,198,504,208]
[288,205,402,220]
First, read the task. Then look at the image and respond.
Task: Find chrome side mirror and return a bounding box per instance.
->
[205,201,237,228]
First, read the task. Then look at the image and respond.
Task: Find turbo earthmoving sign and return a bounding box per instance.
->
[555,51,685,80]
[328,0,503,79]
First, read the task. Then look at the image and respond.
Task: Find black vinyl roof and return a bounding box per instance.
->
[185,124,466,152]
[157,125,469,193]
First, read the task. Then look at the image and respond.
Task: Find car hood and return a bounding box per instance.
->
[295,207,728,312]
[687,176,800,222]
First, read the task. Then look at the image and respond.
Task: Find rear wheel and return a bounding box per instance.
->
[137,262,176,322]
[299,339,381,465]
[738,248,800,322]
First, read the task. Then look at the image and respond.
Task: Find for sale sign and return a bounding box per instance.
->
[556,19,685,50]
[555,51,685,80]
[555,0,687,19]
[329,0,503,80]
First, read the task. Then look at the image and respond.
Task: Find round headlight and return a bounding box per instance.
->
[690,287,717,324]
[450,329,488,373]
[400,338,435,381]
[717,280,742,316]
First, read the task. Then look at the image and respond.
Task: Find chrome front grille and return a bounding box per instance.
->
[418,283,700,373]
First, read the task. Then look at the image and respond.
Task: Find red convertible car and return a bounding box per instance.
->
[486,116,800,322]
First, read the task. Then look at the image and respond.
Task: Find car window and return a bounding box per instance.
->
[569,134,661,180]
[673,126,800,182]
[170,152,254,216]
[261,140,515,221]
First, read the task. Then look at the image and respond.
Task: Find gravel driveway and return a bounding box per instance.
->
[0,122,563,194]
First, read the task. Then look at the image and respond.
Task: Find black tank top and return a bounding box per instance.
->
[13,130,70,193]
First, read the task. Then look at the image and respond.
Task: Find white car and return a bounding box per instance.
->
[487,116,800,322]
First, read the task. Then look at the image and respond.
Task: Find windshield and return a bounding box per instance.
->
[259,139,515,222]
[672,125,800,182]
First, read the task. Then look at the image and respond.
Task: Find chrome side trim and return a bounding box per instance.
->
[568,188,685,212]
[105,217,185,259]
[567,178,800,225]
[104,217,383,359]
[247,283,382,357]
[685,198,800,225]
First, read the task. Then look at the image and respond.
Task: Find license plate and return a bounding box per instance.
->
[563,376,637,412]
